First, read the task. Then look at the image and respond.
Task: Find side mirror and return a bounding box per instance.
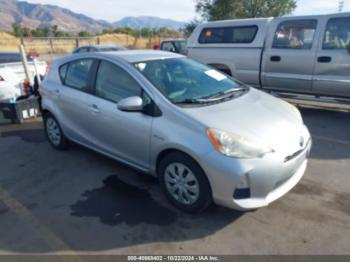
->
[117,96,143,112]
[348,43,350,54]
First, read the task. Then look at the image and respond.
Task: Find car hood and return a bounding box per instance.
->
[182,88,310,157]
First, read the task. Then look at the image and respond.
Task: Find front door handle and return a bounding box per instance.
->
[88,104,100,113]
[270,56,281,62]
[318,56,332,63]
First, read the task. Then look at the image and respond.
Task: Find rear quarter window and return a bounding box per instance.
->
[59,64,68,83]
[198,26,258,44]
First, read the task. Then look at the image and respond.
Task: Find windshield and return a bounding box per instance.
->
[134,58,244,104]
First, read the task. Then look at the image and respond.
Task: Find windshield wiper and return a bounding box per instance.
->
[174,98,211,104]
[204,87,246,100]
[174,87,247,105]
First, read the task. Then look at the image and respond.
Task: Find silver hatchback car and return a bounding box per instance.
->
[41,50,311,212]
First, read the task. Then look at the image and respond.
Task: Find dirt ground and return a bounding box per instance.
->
[0,107,349,257]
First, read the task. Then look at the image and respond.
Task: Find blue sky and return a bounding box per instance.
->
[25,0,350,22]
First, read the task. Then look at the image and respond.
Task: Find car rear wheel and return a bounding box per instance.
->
[43,113,68,150]
[158,152,212,213]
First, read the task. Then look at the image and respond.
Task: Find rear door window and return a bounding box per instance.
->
[272,19,317,49]
[199,26,258,44]
[63,59,94,92]
[323,17,350,50]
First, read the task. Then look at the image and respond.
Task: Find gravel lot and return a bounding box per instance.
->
[0,107,349,256]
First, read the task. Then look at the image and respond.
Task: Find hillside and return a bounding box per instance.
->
[0,0,112,32]
[114,16,185,30]
[0,0,186,32]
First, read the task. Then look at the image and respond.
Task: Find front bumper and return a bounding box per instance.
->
[200,139,312,211]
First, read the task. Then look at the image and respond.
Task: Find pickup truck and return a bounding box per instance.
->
[0,52,47,100]
[187,13,350,99]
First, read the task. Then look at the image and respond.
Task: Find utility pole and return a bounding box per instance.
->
[339,0,344,12]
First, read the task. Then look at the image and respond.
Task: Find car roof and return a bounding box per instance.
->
[96,45,124,49]
[58,50,185,67]
[96,50,184,63]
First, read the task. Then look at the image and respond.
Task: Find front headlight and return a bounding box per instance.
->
[207,128,274,159]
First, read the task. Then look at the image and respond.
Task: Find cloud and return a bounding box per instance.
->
[295,0,350,15]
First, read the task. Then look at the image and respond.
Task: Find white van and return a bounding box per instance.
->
[187,13,350,99]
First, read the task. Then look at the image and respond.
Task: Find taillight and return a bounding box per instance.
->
[45,64,50,75]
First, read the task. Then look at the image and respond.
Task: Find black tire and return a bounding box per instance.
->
[158,152,212,213]
[43,112,68,150]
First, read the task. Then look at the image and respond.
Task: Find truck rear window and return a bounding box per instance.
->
[198,26,258,44]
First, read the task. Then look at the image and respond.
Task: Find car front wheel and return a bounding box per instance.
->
[158,152,212,213]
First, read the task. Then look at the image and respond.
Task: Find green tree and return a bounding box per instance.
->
[141,27,152,37]
[78,31,91,37]
[183,19,200,36]
[12,23,24,37]
[196,0,297,21]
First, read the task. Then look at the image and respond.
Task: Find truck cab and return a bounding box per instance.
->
[187,13,350,99]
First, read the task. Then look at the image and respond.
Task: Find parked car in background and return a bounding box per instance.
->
[72,44,127,54]
[0,52,47,100]
[188,13,350,99]
[40,50,311,212]
[160,39,188,55]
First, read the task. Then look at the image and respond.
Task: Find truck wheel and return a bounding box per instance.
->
[158,152,212,213]
[43,112,68,150]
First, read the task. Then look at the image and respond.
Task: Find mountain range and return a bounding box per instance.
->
[0,0,186,32]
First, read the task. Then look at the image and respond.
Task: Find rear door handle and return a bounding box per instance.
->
[317,56,332,63]
[88,104,100,113]
[270,56,281,62]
